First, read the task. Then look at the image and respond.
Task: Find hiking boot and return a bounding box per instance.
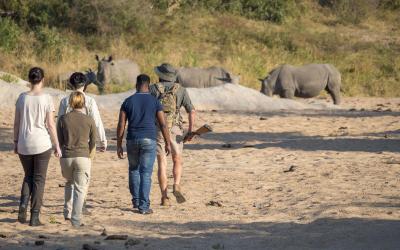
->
[29,210,44,227]
[17,195,29,224]
[173,184,186,204]
[161,197,171,206]
[17,206,28,224]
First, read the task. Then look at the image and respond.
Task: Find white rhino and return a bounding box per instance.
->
[259,64,341,105]
[176,66,239,88]
[96,55,140,94]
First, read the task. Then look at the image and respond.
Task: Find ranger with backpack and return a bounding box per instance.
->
[150,63,196,206]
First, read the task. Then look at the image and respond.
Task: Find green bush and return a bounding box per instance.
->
[319,0,369,24]
[35,26,65,63]
[379,0,400,9]
[0,18,22,52]
[153,0,293,23]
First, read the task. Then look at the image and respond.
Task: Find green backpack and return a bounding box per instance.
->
[155,83,180,129]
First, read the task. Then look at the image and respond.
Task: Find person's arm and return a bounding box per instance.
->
[56,117,64,151]
[181,88,196,141]
[13,104,20,154]
[117,110,127,159]
[57,98,67,123]
[156,111,171,156]
[89,119,97,159]
[90,100,107,151]
[46,110,62,158]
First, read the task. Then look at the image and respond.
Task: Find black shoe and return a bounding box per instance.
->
[29,210,44,227]
[18,206,28,224]
[139,209,153,215]
[18,195,29,224]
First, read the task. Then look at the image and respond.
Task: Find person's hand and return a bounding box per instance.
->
[13,142,18,154]
[117,146,125,159]
[54,146,62,158]
[183,131,196,143]
[165,142,172,156]
[99,141,107,152]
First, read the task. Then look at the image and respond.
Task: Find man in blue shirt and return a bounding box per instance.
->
[117,74,171,214]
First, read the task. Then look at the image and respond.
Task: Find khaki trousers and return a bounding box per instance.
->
[60,157,91,225]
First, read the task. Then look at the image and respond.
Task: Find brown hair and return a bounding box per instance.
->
[69,91,85,110]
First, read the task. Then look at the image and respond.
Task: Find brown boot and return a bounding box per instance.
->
[161,197,171,206]
[173,184,186,204]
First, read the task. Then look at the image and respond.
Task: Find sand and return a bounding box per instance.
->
[0,82,400,249]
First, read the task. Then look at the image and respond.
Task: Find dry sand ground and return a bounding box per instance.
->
[0,97,400,249]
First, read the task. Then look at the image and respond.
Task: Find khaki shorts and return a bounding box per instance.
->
[157,126,184,156]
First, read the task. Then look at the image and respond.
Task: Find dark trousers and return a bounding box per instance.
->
[18,149,52,212]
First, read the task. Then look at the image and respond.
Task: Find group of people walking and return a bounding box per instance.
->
[13,63,196,227]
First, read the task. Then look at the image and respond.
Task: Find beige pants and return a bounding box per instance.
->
[157,126,184,156]
[60,157,91,225]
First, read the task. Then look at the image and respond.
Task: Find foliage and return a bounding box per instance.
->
[152,0,293,23]
[0,18,22,52]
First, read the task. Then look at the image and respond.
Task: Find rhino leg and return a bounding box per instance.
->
[326,83,341,105]
[281,89,295,99]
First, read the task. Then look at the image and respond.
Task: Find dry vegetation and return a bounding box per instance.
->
[0,0,399,95]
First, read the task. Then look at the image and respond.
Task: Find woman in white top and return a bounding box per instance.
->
[13,67,62,226]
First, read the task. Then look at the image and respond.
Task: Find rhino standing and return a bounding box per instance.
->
[96,55,140,94]
[259,64,341,105]
[176,66,240,88]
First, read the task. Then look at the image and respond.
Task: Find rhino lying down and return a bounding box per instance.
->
[259,64,341,105]
[177,66,239,88]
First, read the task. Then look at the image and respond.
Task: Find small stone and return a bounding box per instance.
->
[259,117,267,120]
[38,235,49,239]
[207,200,223,207]
[283,165,296,173]
[222,143,232,148]
[35,240,45,246]
[82,243,99,250]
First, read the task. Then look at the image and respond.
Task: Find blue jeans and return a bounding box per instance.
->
[126,138,157,212]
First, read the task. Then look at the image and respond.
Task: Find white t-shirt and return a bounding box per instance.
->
[16,93,55,155]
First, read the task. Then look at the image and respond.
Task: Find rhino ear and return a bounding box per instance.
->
[95,55,99,61]
[108,56,113,62]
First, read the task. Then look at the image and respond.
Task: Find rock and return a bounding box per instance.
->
[35,240,45,246]
[0,233,9,238]
[206,200,223,207]
[125,239,141,247]
[259,117,267,120]
[105,235,128,240]
[82,243,99,250]
[222,143,232,148]
[283,165,296,173]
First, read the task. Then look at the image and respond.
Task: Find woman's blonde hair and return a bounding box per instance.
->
[69,91,85,110]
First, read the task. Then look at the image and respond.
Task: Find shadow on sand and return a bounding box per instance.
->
[1,217,399,249]
[186,131,400,153]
